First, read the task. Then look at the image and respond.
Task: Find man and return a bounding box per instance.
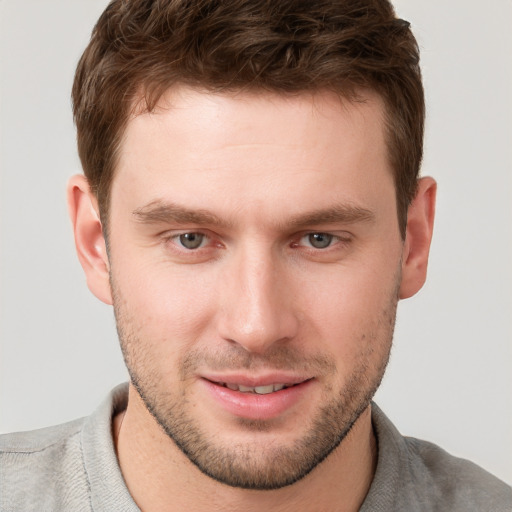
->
[1,0,510,510]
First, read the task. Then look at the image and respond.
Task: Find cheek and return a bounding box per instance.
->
[296,259,399,366]
[111,265,221,390]
[111,254,220,349]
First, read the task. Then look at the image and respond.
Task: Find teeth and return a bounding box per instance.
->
[221,383,291,394]
[254,385,274,395]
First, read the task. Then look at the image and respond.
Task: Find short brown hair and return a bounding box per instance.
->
[73,0,424,237]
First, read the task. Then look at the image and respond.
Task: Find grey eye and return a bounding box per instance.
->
[308,233,333,249]
[178,233,205,249]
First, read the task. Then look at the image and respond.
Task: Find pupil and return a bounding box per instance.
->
[180,233,203,249]
[309,233,332,249]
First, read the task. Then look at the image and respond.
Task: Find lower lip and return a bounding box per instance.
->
[201,379,313,421]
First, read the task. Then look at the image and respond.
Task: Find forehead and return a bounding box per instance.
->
[112,87,393,226]
[128,86,386,153]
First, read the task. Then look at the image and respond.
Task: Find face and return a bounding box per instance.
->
[108,88,404,489]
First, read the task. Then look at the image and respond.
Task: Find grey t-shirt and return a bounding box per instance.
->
[1,384,510,511]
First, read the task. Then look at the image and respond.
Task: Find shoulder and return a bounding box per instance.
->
[0,418,92,512]
[366,403,512,512]
[404,436,512,511]
[0,384,133,512]
[0,416,84,454]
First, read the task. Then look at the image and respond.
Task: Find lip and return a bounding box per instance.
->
[202,372,311,388]
[200,374,314,421]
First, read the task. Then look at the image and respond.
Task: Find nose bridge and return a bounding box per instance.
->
[218,241,297,353]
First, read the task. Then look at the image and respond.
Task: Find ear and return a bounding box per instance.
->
[399,177,437,299]
[67,174,113,305]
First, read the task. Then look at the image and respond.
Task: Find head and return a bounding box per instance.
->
[72,0,424,239]
[68,0,435,492]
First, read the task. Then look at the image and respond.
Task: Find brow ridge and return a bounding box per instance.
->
[284,204,375,229]
[133,200,229,227]
[132,200,375,230]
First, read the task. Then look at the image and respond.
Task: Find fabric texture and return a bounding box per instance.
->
[1,384,510,511]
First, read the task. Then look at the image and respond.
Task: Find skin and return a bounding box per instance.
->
[68,87,436,511]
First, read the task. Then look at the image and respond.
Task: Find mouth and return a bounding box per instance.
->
[201,376,315,420]
[211,381,303,395]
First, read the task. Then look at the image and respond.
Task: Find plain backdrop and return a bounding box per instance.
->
[0,0,511,485]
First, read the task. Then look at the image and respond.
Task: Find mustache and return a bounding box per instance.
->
[180,343,336,379]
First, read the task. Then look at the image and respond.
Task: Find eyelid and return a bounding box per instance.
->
[158,229,351,257]
[174,232,208,250]
[164,229,208,242]
[161,229,224,254]
[293,231,352,248]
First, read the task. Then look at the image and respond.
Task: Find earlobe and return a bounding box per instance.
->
[399,177,437,300]
[67,174,113,305]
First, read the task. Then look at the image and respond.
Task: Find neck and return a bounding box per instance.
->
[114,385,377,512]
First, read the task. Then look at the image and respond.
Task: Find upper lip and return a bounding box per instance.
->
[201,373,312,387]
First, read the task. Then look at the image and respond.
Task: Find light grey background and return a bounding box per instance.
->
[1,0,511,485]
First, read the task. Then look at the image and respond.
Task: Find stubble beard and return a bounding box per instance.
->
[111,278,398,490]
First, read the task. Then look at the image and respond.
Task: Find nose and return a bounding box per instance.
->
[217,245,299,354]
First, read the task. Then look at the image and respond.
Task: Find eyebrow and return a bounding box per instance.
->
[285,204,375,230]
[133,200,231,228]
[132,200,375,229]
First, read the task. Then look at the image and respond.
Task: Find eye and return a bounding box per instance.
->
[175,232,208,250]
[302,233,335,249]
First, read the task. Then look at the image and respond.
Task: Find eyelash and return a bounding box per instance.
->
[162,232,218,255]
[293,233,348,250]
[171,232,210,250]
[162,231,351,253]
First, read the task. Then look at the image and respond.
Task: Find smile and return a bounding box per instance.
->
[215,382,299,394]
[201,377,315,420]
